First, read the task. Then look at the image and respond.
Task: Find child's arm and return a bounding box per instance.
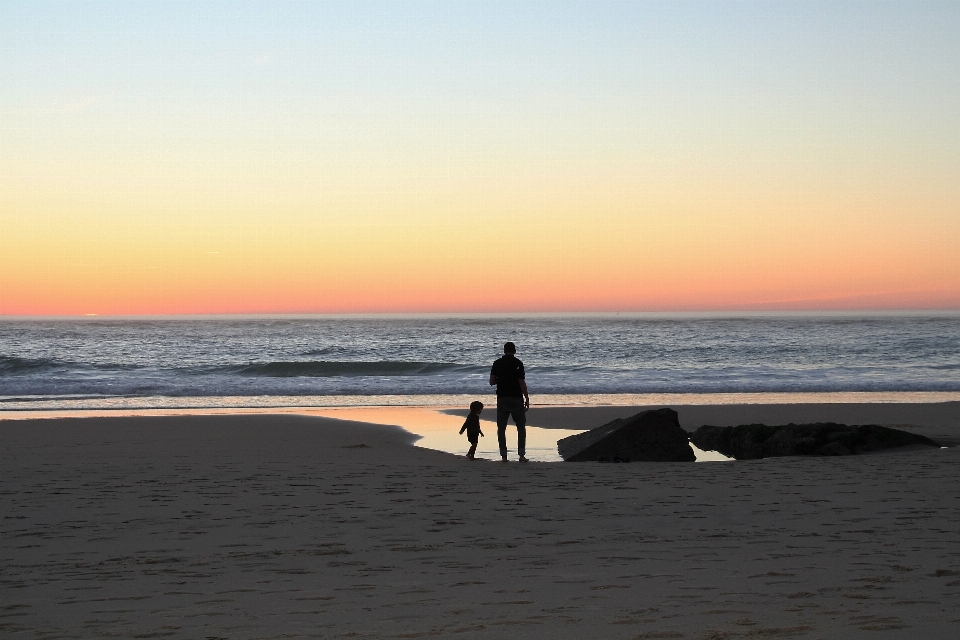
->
[479,428,484,437]
[459,418,468,435]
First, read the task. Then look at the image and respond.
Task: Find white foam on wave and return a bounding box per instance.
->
[3,390,959,414]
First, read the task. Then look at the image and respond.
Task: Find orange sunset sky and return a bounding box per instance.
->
[2,1,959,315]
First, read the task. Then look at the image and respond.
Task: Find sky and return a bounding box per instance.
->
[1,1,959,314]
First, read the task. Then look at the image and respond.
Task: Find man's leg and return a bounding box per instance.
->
[496,403,509,458]
[514,402,527,459]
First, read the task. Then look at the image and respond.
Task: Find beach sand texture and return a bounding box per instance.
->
[2,406,959,638]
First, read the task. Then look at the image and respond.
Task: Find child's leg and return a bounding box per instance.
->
[467,442,477,459]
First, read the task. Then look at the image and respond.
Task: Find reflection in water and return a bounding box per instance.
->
[690,443,734,462]
[308,407,733,463]
[308,406,575,462]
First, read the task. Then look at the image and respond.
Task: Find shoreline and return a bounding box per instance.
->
[2,398,956,446]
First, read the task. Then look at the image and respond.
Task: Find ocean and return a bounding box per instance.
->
[2,313,959,413]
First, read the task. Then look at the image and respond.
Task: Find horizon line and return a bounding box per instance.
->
[3,309,960,321]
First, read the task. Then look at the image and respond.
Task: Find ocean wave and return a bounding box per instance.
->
[3,374,960,400]
[0,355,67,375]
[232,361,485,377]
[0,355,148,376]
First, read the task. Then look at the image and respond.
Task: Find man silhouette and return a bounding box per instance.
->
[489,341,530,462]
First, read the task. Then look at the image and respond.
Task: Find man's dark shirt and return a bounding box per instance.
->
[491,355,525,398]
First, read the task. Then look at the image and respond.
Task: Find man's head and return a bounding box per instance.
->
[503,341,516,354]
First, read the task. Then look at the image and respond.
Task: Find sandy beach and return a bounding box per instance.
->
[2,403,959,638]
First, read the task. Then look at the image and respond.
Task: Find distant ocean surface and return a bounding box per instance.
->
[2,314,959,411]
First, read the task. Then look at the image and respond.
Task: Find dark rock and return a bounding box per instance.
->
[689,422,940,460]
[557,408,696,462]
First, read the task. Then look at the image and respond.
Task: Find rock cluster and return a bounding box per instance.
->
[689,422,939,460]
[557,408,696,462]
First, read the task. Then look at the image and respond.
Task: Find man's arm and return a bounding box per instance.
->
[489,373,497,386]
[519,379,529,411]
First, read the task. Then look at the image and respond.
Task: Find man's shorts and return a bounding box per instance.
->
[496,396,526,428]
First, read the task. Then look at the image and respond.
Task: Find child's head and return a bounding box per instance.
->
[469,400,484,414]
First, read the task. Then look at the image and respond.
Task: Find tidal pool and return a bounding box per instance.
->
[308,406,732,462]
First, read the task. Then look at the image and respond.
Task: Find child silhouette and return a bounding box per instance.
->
[459,401,485,460]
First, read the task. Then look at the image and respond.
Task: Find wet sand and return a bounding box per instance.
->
[2,404,959,638]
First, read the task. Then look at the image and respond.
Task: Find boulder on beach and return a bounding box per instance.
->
[557,408,696,462]
[689,422,940,460]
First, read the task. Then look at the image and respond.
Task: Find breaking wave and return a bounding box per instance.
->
[0,355,70,375]
[233,361,484,377]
